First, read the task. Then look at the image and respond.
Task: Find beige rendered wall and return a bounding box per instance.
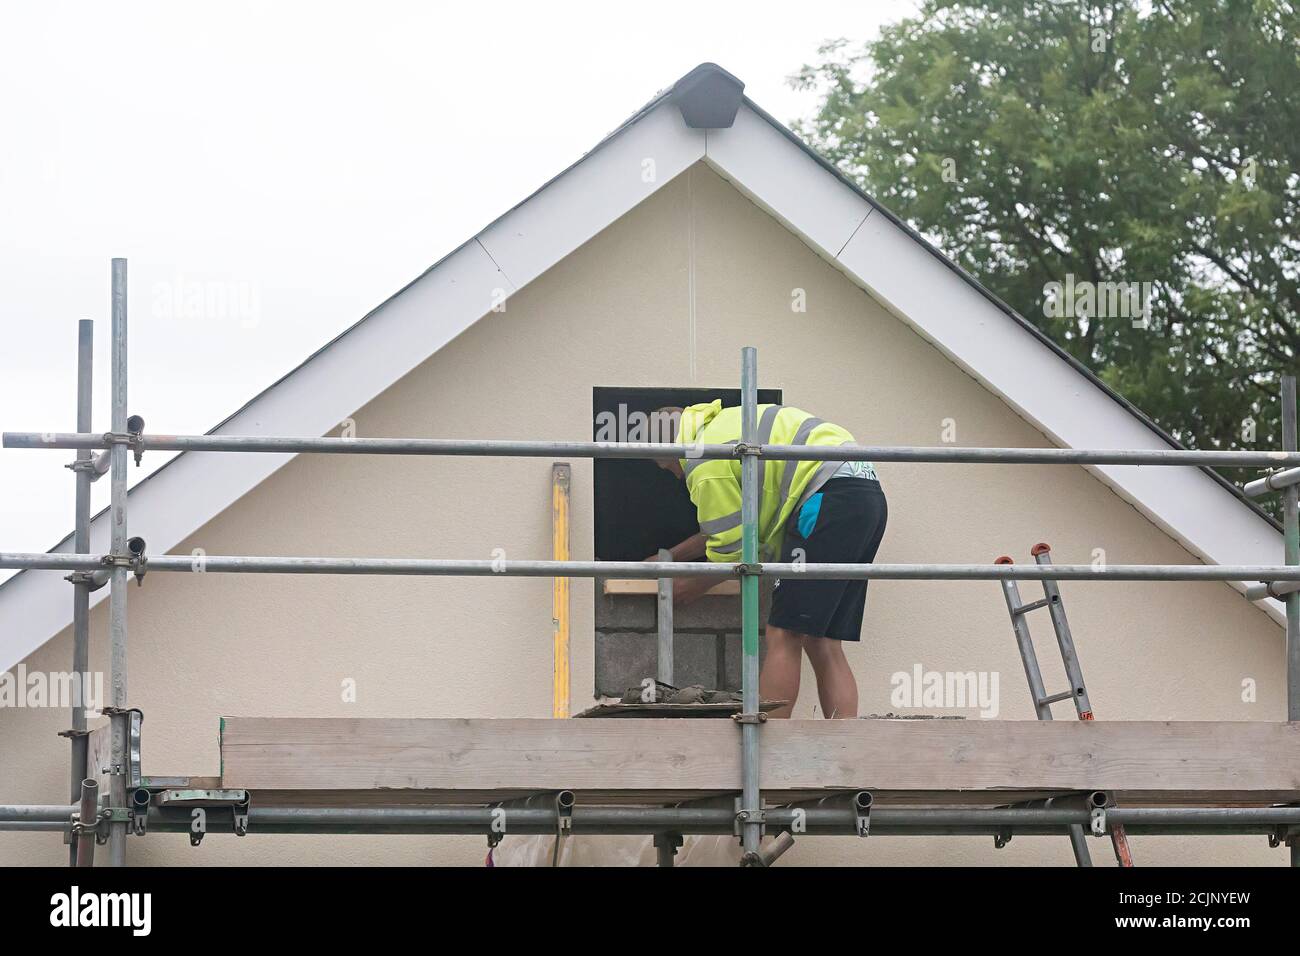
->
[0,164,1285,866]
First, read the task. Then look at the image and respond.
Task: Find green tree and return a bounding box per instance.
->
[792,0,1299,482]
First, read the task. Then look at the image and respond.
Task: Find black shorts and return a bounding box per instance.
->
[768,477,887,642]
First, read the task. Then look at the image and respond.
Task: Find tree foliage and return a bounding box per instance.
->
[792,0,1299,481]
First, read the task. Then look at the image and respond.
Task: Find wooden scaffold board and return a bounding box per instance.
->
[218,717,1300,806]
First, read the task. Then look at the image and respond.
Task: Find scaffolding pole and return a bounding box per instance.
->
[1282,376,1300,868]
[5,552,1300,582]
[74,779,98,868]
[1244,465,1300,497]
[67,319,93,866]
[1282,375,1299,726]
[656,549,674,686]
[9,431,1300,468]
[4,802,1300,836]
[107,257,129,867]
[738,346,762,862]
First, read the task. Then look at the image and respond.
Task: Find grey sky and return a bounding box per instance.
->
[0,0,917,578]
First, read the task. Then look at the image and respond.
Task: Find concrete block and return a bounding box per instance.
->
[721,630,767,692]
[674,594,741,631]
[595,630,720,697]
[595,580,656,630]
[722,632,741,691]
[596,579,771,633]
[595,631,657,697]
[673,632,718,688]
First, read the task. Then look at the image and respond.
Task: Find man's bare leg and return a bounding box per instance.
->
[760,626,805,719]
[803,635,858,719]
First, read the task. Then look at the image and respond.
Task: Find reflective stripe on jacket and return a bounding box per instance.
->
[676,401,860,562]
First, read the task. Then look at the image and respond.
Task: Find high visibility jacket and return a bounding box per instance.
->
[677,401,869,562]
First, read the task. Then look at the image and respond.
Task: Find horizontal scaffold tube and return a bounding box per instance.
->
[0,805,76,822]
[3,553,1300,581]
[1246,580,1300,601]
[5,431,1300,467]
[1244,465,1300,497]
[3,433,733,460]
[3,804,1299,837]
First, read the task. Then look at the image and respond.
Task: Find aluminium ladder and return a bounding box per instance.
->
[995,543,1135,868]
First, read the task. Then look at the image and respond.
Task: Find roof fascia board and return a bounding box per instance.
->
[479,105,705,288]
[702,103,874,260]
[705,104,1282,624]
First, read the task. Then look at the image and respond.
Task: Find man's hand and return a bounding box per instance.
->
[646,532,708,564]
[641,533,715,603]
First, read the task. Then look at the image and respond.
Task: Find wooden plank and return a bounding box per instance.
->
[84,720,112,793]
[572,700,783,719]
[602,578,739,596]
[219,717,1300,802]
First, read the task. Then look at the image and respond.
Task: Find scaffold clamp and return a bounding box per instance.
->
[555,792,572,835]
[734,797,768,838]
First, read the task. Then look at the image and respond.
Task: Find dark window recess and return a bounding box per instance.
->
[592,386,781,698]
[592,386,781,561]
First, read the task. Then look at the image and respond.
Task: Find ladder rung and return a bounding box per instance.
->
[1012,598,1050,615]
[1038,690,1075,705]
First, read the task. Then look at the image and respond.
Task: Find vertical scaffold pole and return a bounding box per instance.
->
[1283,375,1299,723]
[738,347,762,860]
[68,319,93,866]
[1281,375,1299,868]
[75,778,99,867]
[107,258,129,867]
[657,549,674,686]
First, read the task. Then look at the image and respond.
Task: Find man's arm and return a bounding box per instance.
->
[653,467,747,603]
[644,532,707,563]
[669,573,724,605]
[643,532,713,605]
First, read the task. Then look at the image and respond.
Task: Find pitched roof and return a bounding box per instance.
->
[0,64,1282,672]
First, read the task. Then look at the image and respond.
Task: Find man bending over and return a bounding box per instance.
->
[649,401,887,719]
